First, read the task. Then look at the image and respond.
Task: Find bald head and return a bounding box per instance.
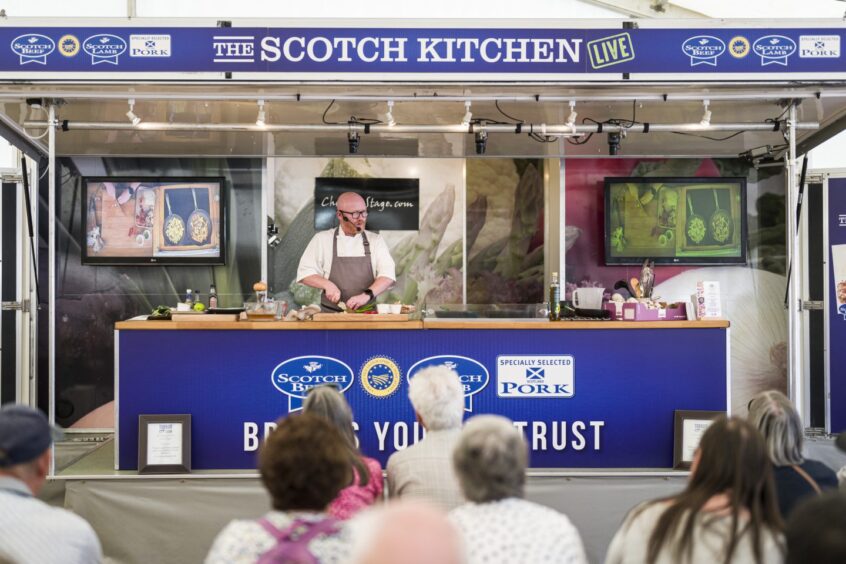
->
[351,501,462,564]
[336,192,368,235]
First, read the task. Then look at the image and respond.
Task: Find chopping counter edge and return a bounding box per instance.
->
[114,319,730,330]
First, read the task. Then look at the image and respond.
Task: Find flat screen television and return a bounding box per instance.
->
[82,176,226,265]
[604,177,747,265]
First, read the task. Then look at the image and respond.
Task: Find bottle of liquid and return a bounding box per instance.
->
[185,289,194,307]
[209,284,218,309]
[549,272,561,321]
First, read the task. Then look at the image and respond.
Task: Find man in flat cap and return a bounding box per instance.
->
[0,403,102,563]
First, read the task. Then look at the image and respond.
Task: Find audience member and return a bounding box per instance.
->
[303,385,383,519]
[349,500,463,564]
[449,415,588,564]
[387,364,465,509]
[205,413,352,563]
[785,491,846,564]
[605,416,784,564]
[748,390,838,517]
[0,403,102,564]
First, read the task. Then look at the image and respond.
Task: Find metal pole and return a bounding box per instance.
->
[47,103,56,475]
[786,104,804,423]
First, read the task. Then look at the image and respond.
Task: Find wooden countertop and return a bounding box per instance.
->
[115,318,729,330]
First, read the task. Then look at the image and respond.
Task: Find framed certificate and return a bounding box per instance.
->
[138,414,191,474]
[673,410,723,470]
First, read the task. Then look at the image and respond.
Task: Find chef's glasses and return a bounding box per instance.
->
[338,209,368,219]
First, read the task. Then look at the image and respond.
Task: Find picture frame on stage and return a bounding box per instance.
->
[673,410,724,470]
[138,414,191,474]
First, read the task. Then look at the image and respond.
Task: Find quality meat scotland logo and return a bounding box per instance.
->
[682,36,725,66]
[360,357,401,398]
[82,34,127,65]
[497,355,575,398]
[407,355,489,412]
[271,355,354,411]
[11,34,55,65]
[728,36,750,59]
[752,35,797,66]
[58,35,80,57]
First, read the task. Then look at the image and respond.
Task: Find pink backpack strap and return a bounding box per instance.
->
[256,517,340,564]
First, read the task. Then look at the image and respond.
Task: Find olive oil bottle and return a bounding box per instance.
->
[549,272,561,321]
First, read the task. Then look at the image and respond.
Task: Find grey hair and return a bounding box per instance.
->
[747,390,804,466]
[453,415,527,503]
[408,364,464,431]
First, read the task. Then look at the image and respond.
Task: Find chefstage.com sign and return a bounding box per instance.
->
[117,327,728,470]
[3,27,846,75]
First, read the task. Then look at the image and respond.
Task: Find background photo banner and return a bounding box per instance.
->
[828,178,846,433]
[0,27,844,75]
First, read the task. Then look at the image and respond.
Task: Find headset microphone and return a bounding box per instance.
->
[341,213,363,233]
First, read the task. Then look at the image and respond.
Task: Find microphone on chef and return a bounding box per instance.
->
[342,214,362,233]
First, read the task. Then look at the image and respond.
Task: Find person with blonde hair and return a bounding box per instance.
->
[303,385,383,519]
[747,390,838,518]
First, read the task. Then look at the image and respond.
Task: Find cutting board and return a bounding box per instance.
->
[312,313,409,322]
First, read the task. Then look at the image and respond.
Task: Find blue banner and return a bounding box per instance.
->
[0,27,843,74]
[117,327,727,470]
[829,178,846,433]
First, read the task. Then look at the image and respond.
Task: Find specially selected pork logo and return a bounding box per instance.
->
[82,34,127,65]
[497,355,575,398]
[271,355,354,411]
[11,34,55,65]
[407,355,489,412]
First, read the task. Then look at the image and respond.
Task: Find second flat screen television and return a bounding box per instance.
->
[82,177,226,265]
[605,177,747,265]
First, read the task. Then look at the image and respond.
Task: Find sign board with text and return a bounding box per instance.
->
[1,27,846,77]
[116,326,728,470]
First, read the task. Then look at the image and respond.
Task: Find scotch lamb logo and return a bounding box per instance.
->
[270,355,353,411]
[82,34,127,65]
[497,355,574,398]
[408,355,490,412]
[681,35,726,66]
[752,35,796,66]
[10,34,55,65]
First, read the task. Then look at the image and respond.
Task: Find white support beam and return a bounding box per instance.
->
[580,0,708,18]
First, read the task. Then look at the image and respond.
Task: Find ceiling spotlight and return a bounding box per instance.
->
[125,98,141,126]
[461,100,473,127]
[385,100,396,127]
[700,99,712,127]
[474,128,487,155]
[607,131,621,155]
[566,100,578,127]
[255,99,266,128]
[348,129,360,154]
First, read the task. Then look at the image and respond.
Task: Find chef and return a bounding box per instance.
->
[297,191,396,312]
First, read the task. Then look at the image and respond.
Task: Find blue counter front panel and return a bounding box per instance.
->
[117,328,727,470]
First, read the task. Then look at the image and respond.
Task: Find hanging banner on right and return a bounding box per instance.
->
[828,178,846,433]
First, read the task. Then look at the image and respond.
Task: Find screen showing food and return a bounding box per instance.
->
[605,177,747,265]
[82,177,225,265]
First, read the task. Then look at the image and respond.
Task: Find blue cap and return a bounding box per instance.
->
[0,404,62,467]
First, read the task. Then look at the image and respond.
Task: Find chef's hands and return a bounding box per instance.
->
[345,293,371,311]
[323,281,342,304]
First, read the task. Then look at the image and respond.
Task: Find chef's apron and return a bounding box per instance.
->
[320,227,376,313]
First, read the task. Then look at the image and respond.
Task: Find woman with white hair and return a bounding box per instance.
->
[748,390,838,518]
[387,364,465,509]
[448,415,588,564]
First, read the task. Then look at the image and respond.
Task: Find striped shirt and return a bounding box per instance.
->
[0,476,102,564]
[386,428,464,510]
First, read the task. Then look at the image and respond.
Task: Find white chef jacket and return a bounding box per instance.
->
[296,228,396,283]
